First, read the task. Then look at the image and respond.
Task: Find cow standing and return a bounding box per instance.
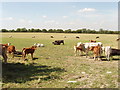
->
[7,45,16,58]
[89,45,102,61]
[74,43,86,56]
[105,46,120,60]
[22,46,37,60]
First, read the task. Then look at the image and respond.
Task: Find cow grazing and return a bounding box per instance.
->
[90,40,96,43]
[89,45,102,61]
[32,36,35,38]
[96,36,99,39]
[76,36,80,39]
[7,45,16,58]
[52,40,64,45]
[50,35,54,38]
[64,36,66,38]
[105,46,120,60]
[9,35,12,38]
[74,43,86,56]
[0,45,7,63]
[22,46,37,60]
[116,38,120,41]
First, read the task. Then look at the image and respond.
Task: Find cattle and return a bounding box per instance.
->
[0,45,7,63]
[76,36,80,39]
[22,46,37,60]
[1,43,11,48]
[52,40,64,45]
[64,36,66,38]
[50,35,54,38]
[52,42,60,45]
[105,46,120,60]
[7,45,16,58]
[32,36,35,38]
[90,40,96,43]
[89,45,102,61]
[96,36,99,39]
[9,35,12,38]
[76,42,103,57]
[116,38,120,41]
[34,43,44,47]
[74,43,86,56]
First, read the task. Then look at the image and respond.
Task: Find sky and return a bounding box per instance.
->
[0,2,118,31]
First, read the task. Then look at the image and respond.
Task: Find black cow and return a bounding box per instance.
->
[52,40,64,45]
[76,36,79,39]
[96,36,99,39]
[50,35,54,38]
[110,49,120,56]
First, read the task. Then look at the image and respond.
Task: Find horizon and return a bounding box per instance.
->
[0,2,118,31]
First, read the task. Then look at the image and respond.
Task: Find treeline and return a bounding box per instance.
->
[0,28,120,34]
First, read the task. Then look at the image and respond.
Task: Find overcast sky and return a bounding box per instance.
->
[0,2,118,30]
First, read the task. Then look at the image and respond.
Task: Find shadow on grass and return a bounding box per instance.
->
[2,62,66,83]
[101,56,120,61]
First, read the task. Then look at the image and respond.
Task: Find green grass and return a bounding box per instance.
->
[1,33,119,88]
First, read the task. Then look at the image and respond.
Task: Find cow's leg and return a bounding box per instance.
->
[94,54,96,61]
[81,51,83,56]
[12,52,14,58]
[2,53,7,63]
[31,53,33,60]
[22,53,26,60]
[107,54,110,61]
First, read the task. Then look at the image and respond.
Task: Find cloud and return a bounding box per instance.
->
[19,19,25,22]
[45,20,55,23]
[28,20,32,23]
[42,15,47,18]
[78,8,96,13]
[0,17,13,21]
[19,19,32,23]
[62,16,68,18]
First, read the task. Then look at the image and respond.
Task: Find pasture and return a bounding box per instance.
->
[1,33,119,88]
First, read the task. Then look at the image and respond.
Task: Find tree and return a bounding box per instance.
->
[1,29,8,32]
[65,29,72,33]
[42,29,47,32]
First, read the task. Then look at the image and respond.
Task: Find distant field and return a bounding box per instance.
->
[1,33,119,88]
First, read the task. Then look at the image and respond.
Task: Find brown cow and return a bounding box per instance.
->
[74,44,86,56]
[1,43,11,48]
[89,45,102,61]
[90,40,96,43]
[7,45,16,58]
[22,46,37,60]
[0,45,7,63]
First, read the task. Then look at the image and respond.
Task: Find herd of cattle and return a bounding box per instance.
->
[74,41,120,61]
[0,36,120,63]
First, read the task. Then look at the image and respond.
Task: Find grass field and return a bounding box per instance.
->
[1,33,119,88]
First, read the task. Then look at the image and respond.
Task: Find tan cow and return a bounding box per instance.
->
[89,45,102,61]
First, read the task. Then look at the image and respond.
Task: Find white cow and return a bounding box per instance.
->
[104,46,111,60]
[34,43,44,47]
